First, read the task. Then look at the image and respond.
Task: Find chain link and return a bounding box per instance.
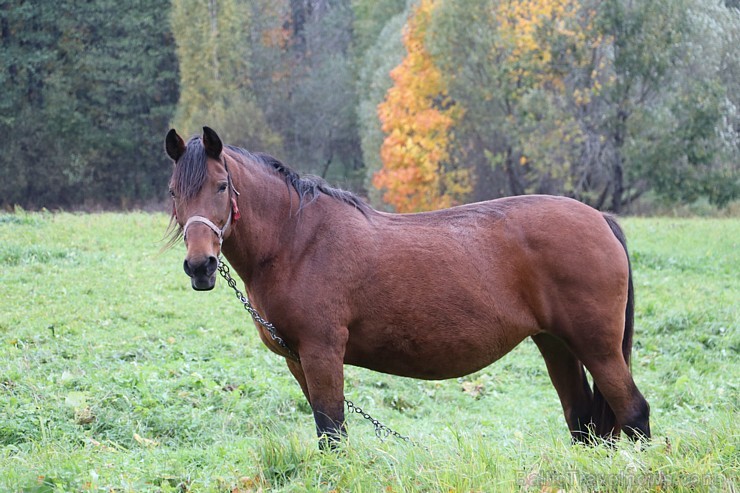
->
[217,259,299,361]
[216,257,411,444]
[345,399,410,442]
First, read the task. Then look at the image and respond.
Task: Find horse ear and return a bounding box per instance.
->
[165,129,185,162]
[202,126,223,159]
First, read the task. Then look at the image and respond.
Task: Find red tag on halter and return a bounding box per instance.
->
[231,197,241,222]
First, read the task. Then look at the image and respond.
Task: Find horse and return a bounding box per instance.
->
[164,127,650,448]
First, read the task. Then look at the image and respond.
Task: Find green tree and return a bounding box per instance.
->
[635,0,739,207]
[0,1,178,208]
[430,0,528,201]
[351,0,408,203]
[355,10,407,205]
[170,0,279,150]
[589,0,738,210]
[430,0,738,211]
[1,1,60,206]
[247,0,362,186]
[594,0,688,210]
[351,0,407,57]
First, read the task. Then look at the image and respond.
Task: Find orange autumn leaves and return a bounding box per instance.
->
[374,0,469,213]
[374,0,586,213]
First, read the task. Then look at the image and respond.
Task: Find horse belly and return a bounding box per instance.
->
[345,245,539,378]
[344,316,533,380]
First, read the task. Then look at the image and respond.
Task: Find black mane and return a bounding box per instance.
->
[227,145,370,215]
[170,136,370,215]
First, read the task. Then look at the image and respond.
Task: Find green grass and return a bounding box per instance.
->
[0,211,737,492]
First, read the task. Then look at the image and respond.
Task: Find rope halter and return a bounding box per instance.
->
[183,210,233,248]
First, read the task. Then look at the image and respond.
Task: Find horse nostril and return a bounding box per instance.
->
[207,255,218,273]
[183,259,193,277]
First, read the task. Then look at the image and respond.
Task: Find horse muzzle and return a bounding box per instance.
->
[183,255,218,291]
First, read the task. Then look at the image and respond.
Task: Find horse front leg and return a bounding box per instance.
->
[286,358,311,405]
[294,335,348,449]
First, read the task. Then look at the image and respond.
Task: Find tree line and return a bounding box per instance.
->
[1,0,738,212]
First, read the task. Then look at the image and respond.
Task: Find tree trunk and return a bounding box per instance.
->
[611,160,623,213]
[610,108,629,213]
[504,146,525,196]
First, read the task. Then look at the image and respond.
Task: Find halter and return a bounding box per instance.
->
[181,157,241,249]
[184,210,233,248]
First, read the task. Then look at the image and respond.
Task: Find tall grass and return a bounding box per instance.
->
[0,212,737,491]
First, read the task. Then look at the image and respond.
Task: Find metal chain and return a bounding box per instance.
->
[217,259,299,361]
[345,399,410,442]
[216,257,411,444]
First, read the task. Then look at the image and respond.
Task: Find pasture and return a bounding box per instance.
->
[0,211,737,492]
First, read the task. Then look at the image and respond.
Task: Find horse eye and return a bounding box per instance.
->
[169,189,176,198]
[217,183,228,193]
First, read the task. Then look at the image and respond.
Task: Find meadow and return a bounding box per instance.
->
[0,211,737,492]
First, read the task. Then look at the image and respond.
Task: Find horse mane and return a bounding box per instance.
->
[226,145,371,216]
[169,136,370,214]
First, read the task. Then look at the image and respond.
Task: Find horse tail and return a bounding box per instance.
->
[603,214,634,369]
[592,213,634,438]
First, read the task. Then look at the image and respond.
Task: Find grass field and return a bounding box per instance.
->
[0,211,737,492]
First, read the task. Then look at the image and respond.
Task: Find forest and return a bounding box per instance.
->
[1,0,738,212]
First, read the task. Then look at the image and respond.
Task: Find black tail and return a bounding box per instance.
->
[593,214,635,437]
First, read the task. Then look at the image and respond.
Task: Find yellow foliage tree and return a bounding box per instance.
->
[496,0,587,93]
[374,0,469,213]
[493,0,604,193]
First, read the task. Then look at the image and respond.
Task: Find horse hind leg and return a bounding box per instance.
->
[580,350,651,441]
[532,333,595,443]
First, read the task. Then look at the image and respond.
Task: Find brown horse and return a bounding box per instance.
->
[164,127,650,447]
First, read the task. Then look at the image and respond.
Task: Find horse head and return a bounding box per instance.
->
[165,126,238,291]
